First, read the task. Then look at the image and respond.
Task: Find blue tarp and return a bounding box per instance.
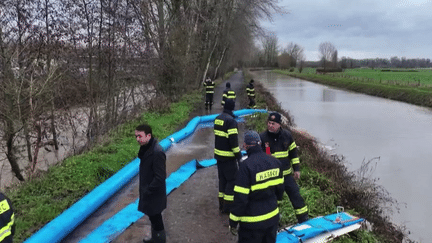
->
[276,212,364,242]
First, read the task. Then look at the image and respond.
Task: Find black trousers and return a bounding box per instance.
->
[247,97,255,108]
[284,175,308,222]
[148,213,164,231]
[238,224,278,243]
[205,93,214,106]
[217,160,238,211]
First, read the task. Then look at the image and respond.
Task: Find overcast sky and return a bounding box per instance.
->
[260,0,432,61]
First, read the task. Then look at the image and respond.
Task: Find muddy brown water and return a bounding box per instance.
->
[252,70,432,242]
[62,72,246,242]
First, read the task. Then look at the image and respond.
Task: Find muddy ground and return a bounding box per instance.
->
[63,72,248,243]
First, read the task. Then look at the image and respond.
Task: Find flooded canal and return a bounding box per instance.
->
[253,71,432,242]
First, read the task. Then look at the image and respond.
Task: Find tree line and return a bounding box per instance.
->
[0,0,281,184]
[256,37,432,71]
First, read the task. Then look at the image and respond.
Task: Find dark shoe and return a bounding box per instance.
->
[297,214,309,224]
[143,230,166,243]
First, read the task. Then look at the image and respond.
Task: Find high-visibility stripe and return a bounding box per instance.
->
[230,207,279,223]
[0,200,10,214]
[283,168,293,175]
[234,185,250,195]
[224,194,234,201]
[0,213,14,241]
[218,192,224,198]
[251,178,284,191]
[214,148,234,157]
[256,168,280,182]
[214,119,224,126]
[295,206,308,215]
[232,147,240,153]
[273,151,288,158]
[206,91,214,93]
[289,142,297,151]
[227,128,238,135]
[291,157,300,165]
[214,130,228,138]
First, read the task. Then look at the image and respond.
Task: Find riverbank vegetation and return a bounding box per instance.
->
[274,68,432,108]
[6,92,202,242]
[244,71,409,242]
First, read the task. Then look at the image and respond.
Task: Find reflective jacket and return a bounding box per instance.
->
[221,88,236,106]
[260,129,300,176]
[246,82,255,98]
[214,110,241,162]
[0,193,14,243]
[229,145,284,229]
[204,79,215,94]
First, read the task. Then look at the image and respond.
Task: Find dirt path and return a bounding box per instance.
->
[63,72,248,242]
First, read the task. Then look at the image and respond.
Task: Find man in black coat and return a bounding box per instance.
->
[135,124,167,243]
[0,192,15,243]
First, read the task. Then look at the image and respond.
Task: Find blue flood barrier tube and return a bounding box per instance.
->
[23,157,141,243]
[23,109,266,243]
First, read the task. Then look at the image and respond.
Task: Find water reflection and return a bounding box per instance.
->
[322,89,336,102]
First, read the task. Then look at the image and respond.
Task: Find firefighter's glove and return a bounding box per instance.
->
[229,225,238,236]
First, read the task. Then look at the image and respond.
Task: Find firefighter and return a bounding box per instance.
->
[246,79,256,109]
[259,112,309,223]
[229,130,284,243]
[203,77,215,110]
[214,98,241,213]
[221,82,236,108]
[0,192,15,243]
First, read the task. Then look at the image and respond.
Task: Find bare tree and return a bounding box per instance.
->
[331,49,338,68]
[318,41,336,69]
[262,33,278,67]
[284,42,304,68]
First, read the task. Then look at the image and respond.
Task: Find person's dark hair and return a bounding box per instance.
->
[226,82,231,88]
[250,79,254,83]
[135,124,152,135]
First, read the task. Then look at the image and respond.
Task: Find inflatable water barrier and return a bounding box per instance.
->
[276,209,364,243]
[23,109,267,243]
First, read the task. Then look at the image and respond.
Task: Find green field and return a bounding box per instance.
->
[323,68,432,86]
[275,67,432,108]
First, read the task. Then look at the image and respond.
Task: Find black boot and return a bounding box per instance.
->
[297,213,309,224]
[218,197,226,214]
[144,229,166,243]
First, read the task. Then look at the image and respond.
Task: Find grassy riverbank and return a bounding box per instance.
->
[6,91,203,242]
[244,70,407,242]
[275,68,432,108]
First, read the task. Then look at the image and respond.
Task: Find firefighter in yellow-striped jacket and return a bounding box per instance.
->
[203,77,215,110]
[259,112,309,224]
[214,99,242,214]
[221,82,236,108]
[246,79,256,109]
[0,192,15,243]
[229,131,284,243]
